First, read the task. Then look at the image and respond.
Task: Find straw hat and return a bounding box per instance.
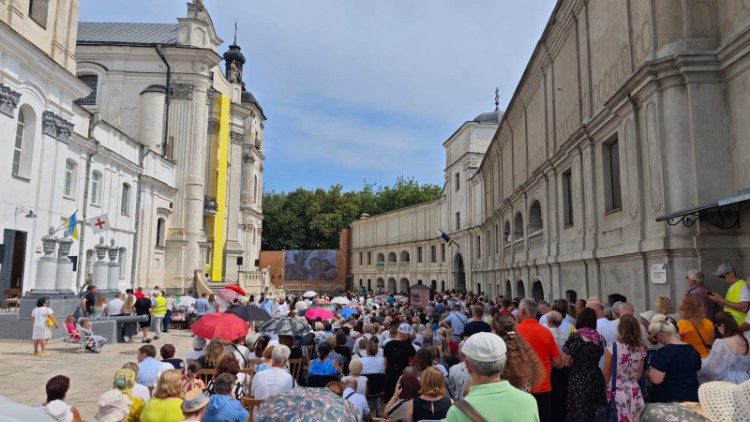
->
[698,379,750,422]
[95,390,131,422]
[182,388,210,414]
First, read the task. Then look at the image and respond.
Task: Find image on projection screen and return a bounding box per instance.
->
[283,250,338,281]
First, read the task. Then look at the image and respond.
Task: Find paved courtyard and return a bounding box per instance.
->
[0,328,195,419]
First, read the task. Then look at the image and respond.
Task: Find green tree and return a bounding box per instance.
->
[261,177,442,250]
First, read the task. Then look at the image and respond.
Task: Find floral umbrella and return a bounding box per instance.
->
[216,287,239,303]
[258,317,311,336]
[191,313,248,341]
[255,388,360,422]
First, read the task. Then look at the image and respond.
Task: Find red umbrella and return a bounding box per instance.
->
[191,313,248,341]
[305,308,334,322]
[224,284,247,296]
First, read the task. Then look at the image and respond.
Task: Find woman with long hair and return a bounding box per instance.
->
[698,311,750,383]
[439,327,457,362]
[383,374,420,422]
[411,347,435,377]
[602,314,646,421]
[204,354,248,399]
[562,307,605,422]
[197,339,225,369]
[140,369,185,422]
[647,314,701,402]
[677,294,714,359]
[120,291,138,342]
[181,360,207,392]
[491,315,543,391]
[406,367,452,422]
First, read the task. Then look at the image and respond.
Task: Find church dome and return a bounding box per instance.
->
[473,109,503,124]
[223,44,246,65]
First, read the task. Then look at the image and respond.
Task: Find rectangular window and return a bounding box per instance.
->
[64,160,77,198]
[367,252,371,266]
[430,245,436,263]
[495,224,500,254]
[76,75,98,106]
[91,171,102,206]
[603,137,622,212]
[455,172,460,191]
[476,236,481,259]
[455,212,460,230]
[28,0,49,28]
[121,183,131,215]
[13,115,24,177]
[440,244,446,261]
[359,252,363,266]
[562,168,573,227]
[417,247,423,263]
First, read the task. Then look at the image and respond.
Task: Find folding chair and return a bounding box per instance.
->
[287,358,304,387]
[70,324,95,353]
[241,398,264,422]
[195,368,215,384]
[63,328,83,351]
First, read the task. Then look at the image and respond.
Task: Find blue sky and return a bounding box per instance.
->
[79,0,556,192]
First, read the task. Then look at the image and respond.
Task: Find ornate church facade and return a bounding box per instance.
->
[351,0,750,312]
[0,0,266,297]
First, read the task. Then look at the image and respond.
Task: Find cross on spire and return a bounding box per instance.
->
[233,21,238,45]
[494,87,500,110]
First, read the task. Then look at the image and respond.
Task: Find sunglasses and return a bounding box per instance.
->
[719,273,728,279]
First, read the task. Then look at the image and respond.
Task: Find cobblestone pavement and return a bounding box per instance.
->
[0,328,195,420]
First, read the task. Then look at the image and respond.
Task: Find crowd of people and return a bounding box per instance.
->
[31,263,750,421]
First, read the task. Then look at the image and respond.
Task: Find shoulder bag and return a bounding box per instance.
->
[689,320,712,352]
[454,399,488,422]
[595,341,618,422]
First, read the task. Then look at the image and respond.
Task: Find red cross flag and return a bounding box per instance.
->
[88,214,110,234]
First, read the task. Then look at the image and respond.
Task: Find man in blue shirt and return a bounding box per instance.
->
[441,304,469,342]
[195,292,211,316]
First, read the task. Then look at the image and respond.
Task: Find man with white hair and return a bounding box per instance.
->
[342,377,370,421]
[686,269,718,319]
[251,344,293,399]
[587,297,617,368]
[445,333,539,421]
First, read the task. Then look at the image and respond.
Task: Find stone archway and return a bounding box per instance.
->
[399,278,409,294]
[376,278,385,291]
[387,277,397,293]
[516,280,526,298]
[454,253,466,290]
[505,280,512,297]
[565,289,577,303]
[532,280,544,301]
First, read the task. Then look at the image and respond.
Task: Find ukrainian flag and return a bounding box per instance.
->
[66,211,79,240]
[438,230,456,247]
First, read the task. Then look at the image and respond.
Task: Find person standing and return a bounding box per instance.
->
[83,285,97,316]
[461,304,492,339]
[562,308,605,422]
[31,297,55,357]
[602,315,646,422]
[107,292,125,316]
[383,323,417,402]
[647,314,701,403]
[134,292,152,343]
[516,299,561,422]
[195,292,210,318]
[708,263,749,325]
[441,304,469,342]
[685,269,718,319]
[677,295,714,359]
[587,297,617,368]
[151,290,167,340]
[271,296,289,318]
[445,332,540,422]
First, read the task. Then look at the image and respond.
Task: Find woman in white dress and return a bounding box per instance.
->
[698,311,750,384]
[31,297,55,357]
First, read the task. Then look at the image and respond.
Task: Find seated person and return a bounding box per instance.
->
[308,343,342,377]
[64,315,80,341]
[252,345,293,399]
[79,318,107,353]
[204,355,248,399]
[342,378,371,421]
[203,373,249,422]
[136,345,174,388]
[160,344,184,370]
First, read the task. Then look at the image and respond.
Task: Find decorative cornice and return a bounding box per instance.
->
[230,131,244,145]
[170,83,194,100]
[0,83,21,117]
[42,111,74,142]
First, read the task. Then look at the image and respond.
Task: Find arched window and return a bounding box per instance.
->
[367,279,372,290]
[516,280,526,298]
[376,253,385,264]
[156,217,166,247]
[477,283,482,295]
[76,74,98,105]
[63,159,78,198]
[431,280,437,290]
[121,183,131,216]
[400,251,410,262]
[505,280,512,297]
[529,201,543,233]
[513,212,524,240]
[565,290,578,304]
[387,252,397,263]
[503,220,511,244]
[12,106,36,179]
[440,280,445,291]
[532,280,544,301]
[90,170,103,206]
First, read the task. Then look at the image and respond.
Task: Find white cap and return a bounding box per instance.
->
[397,323,412,335]
[460,332,507,363]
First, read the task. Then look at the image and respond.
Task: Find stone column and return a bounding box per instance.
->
[34,227,58,293]
[92,236,109,292]
[54,233,75,294]
[107,238,120,292]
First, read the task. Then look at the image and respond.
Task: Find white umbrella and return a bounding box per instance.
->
[302,291,317,298]
[331,297,349,305]
[295,301,309,312]
[0,396,55,421]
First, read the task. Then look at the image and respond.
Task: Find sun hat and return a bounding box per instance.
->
[698,379,750,422]
[713,263,735,277]
[95,390,132,422]
[181,387,210,413]
[639,309,655,323]
[397,323,412,335]
[460,332,507,363]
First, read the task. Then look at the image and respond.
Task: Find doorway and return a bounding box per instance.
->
[1,229,27,296]
[454,253,466,290]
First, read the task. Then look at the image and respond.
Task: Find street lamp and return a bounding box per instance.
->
[15,207,37,219]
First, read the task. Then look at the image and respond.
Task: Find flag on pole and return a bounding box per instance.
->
[88,214,110,234]
[66,212,79,240]
[438,229,457,248]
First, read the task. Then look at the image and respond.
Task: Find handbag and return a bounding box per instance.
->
[595,340,618,422]
[45,314,57,328]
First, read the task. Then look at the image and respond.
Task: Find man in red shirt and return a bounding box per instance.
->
[516,298,561,422]
[134,286,146,300]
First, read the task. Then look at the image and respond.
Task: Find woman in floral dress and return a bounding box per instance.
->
[563,308,606,422]
[603,315,646,421]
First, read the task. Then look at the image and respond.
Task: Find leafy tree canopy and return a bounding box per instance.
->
[261,177,443,250]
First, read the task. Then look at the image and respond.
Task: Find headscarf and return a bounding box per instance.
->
[576,327,601,346]
[113,369,136,397]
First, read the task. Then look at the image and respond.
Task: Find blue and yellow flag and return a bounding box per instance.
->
[438,230,456,248]
[66,211,79,240]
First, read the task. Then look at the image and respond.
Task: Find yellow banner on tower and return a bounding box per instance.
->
[210,94,231,282]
